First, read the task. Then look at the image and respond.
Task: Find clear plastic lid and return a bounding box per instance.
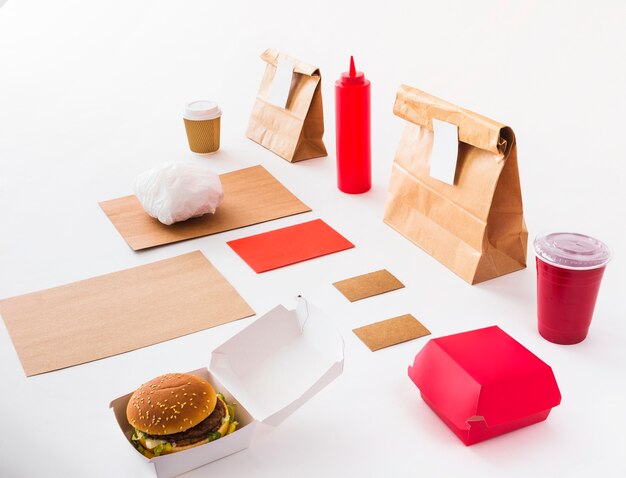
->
[534,232,611,270]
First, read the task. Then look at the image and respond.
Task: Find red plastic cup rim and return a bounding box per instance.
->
[535,252,611,271]
[533,232,612,271]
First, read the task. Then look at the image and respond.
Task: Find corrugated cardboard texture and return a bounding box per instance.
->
[183,117,220,153]
[332,269,404,302]
[99,165,311,251]
[0,251,254,376]
[353,314,430,352]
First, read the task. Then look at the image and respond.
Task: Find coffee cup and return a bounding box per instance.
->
[183,101,222,154]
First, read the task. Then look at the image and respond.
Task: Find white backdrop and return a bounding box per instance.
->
[1,1,625,477]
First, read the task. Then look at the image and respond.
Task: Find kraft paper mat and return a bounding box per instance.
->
[353,314,430,352]
[333,269,404,302]
[100,165,311,251]
[0,251,254,376]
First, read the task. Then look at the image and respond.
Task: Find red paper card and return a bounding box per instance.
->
[227,219,354,273]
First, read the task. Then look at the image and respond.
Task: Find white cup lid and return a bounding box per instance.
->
[534,232,611,270]
[183,100,221,120]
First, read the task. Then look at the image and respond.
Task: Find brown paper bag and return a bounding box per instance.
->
[384,85,527,284]
[246,48,327,162]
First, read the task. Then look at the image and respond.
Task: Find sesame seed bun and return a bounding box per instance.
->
[126,373,218,436]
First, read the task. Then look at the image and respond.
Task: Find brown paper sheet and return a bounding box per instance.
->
[353,314,430,352]
[332,269,404,302]
[99,165,311,251]
[0,251,254,376]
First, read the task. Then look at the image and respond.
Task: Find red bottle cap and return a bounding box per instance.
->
[340,56,365,85]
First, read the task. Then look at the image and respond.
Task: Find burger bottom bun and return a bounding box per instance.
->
[136,397,232,458]
[138,437,211,459]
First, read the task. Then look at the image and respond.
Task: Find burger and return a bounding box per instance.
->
[126,372,238,457]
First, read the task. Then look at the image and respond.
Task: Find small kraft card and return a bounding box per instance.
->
[333,269,404,302]
[353,314,430,352]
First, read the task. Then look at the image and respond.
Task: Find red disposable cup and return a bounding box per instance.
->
[534,233,611,345]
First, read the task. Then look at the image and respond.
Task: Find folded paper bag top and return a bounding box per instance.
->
[393,85,513,157]
[110,296,344,478]
[384,85,527,284]
[246,48,327,163]
[408,326,561,446]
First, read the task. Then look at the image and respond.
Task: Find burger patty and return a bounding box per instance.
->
[145,398,226,446]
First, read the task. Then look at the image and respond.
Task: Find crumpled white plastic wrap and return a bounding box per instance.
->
[133,162,224,225]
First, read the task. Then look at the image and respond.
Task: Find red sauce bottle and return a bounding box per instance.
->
[335,56,371,194]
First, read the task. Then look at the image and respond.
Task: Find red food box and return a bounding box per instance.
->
[408,326,561,445]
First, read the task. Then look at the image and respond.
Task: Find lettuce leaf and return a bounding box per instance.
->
[207,431,221,442]
[153,444,164,456]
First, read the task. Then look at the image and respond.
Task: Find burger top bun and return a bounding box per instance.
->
[126,373,218,435]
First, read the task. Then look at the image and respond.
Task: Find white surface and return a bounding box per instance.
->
[0,1,625,477]
[429,119,459,185]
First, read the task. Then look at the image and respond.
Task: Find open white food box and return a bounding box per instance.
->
[110,296,344,478]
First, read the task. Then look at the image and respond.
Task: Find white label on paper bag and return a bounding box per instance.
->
[267,60,294,109]
[429,119,459,185]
